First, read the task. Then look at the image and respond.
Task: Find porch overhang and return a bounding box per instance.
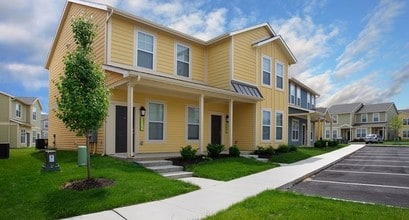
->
[353,123,387,128]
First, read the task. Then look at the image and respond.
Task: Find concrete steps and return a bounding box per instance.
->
[134,159,193,179]
[241,154,269,162]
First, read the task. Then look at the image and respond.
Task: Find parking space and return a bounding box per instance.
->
[289,146,409,208]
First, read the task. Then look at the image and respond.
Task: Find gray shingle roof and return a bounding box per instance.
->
[16,97,37,105]
[315,107,328,114]
[328,103,363,114]
[399,109,409,114]
[357,102,394,113]
[231,80,263,99]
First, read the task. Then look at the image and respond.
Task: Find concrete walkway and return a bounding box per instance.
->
[66,144,365,220]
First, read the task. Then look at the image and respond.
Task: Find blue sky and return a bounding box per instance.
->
[0,0,408,113]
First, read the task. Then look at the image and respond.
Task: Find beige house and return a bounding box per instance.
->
[46,0,297,157]
[0,91,43,148]
[399,109,409,140]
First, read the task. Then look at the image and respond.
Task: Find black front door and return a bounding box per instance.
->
[115,106,127,153]
[211,115,222,145]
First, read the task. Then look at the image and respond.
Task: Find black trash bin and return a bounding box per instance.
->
[36,139,48,150]
[0,143,10,159]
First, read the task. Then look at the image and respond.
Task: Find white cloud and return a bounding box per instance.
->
[1,63,48,91]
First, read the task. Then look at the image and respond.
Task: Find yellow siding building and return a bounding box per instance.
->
[399,109,409,140]
[45,0,297,156]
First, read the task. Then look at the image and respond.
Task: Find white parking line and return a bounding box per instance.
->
[336,163,409,168]
[343,159,408,163]
[324,169,409,176]
[350,156,409,159]
[353,154,409,156]
[308,179,409,190]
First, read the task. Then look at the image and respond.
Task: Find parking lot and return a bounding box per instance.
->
[289,146,409,208]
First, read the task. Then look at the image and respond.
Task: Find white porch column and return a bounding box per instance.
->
[199,94,204,154]
[228,99,233,147]
[127,83,134,158]
[307,113,311,145]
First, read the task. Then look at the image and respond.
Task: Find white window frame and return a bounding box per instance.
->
[332,129,338,139]
[43,121,48,129]
[275,111,284,141]
[147,101,165,142]
[262,109,271,142]
[32,131,37,144]
[275,60,284,90]
[373,113,380,122]
[32,107,37,121]
[175,43,191,78]
[403,118,409,125]
[307,92,311,109]
[290,83,295,104]
[296,87,301,106]
[186,106,199,141]
[325,129,330,139]
[403,130,409,138]
[16,103,21,118]
[135,30,155,70]
[262,55,272,87]
[361,114,367,123]
[292,119,299,141]
[311,96,315,108]
[356,128,367,138]
[20,129,26,144]
[332,115,338,124]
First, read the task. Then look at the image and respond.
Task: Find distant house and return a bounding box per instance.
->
[323,102,398,141]
[45,0,298,156]
[399,109,409,140]
[41,113,48,139]
[0,91,43,148]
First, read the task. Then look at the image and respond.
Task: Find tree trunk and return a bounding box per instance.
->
[85,135,91,180]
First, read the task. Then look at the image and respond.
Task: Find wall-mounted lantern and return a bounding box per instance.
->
[140,106,146,131]
[226,115,230,123]
[225,115,229,134]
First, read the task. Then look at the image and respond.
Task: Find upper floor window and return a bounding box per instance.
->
[187,106,199,140]
[262,109,271,141]
[136,31,154,69]
[307,92,311,109]
[262,56,271,86]
[43,121,48,129]
[16,104,21,118]
[373,113,380,122]
[403,118,409,125]
[296,87,301,106]
[32,107,37,121]
[276,111,283,141]
[176,44,190,77]
[275,61,284,90]
[332,115,338,124]
[311,96,315,109]
[148,102,164,140]
[290,83,295,104]
[361,114,367,123]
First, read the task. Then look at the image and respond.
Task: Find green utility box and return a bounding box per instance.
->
[78,146,87,166]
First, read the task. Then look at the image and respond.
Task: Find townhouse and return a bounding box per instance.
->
[46,0,297,156]
[399,109,409,140]
[0,91,43,148]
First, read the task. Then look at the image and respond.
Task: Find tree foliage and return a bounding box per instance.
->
[390,115,403,140]
[55,17,109,179]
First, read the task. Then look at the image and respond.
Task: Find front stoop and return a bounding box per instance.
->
[134,160,193,179]
[241,154,269,162]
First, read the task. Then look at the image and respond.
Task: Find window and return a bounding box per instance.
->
[357,128,367,138]
[325,129,330,139]
[187,107,199,140]
[296,87,301,106]
[136,31,154,69]
[292,119,299,141]
[32,131,36,144]
[43,121,48,129]
[275,61,284,89]
[332,115,338,124]
[32,107,37,121]
[290,83,295,104]
[403,118,409,125]
[361,114,367,123]
[176,44,190,77]
[262,56,271,86]
[148,102,164,140]
[373,113,380,122]
[307,92,311,109]
[332,129,338,139]
[262,110,271,141]
[276,111,283,141]
[403,130,409,138]
[16,104,21,118]
[20,129,25,144]
[311,96,315,109]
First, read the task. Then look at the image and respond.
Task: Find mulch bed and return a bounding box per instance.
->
[167,154,231,168]
[63,178,115,191]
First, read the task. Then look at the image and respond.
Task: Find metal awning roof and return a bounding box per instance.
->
[231,80,263,99]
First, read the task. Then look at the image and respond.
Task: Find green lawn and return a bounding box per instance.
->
[0,148,198,219]
[382,141,409,146]
[207,190,409,219]
[270,145,348,163]
[186,157,279,181]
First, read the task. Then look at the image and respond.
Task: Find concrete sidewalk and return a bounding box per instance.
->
[66,144,365,220]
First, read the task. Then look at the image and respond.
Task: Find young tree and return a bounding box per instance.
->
[390,115,403,141]
[56,17,109,179]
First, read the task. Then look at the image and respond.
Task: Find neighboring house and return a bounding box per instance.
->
[45,0,297,157]
[323,102,398,141]
[287,77,321,146]
[41,113,48,139]
[399,109,409,140]
[0,91,43,148]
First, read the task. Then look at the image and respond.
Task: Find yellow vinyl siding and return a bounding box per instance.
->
[156,32,174,74]
[233,26,270,85]
[48,3,106,154]
[191,43,205,82]
[110,15,134,66]
[207,39,230,89]
[233,103,255,150]
[105,71,124,86]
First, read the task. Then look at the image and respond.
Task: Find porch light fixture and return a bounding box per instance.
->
[226,115,229,123]
[140,106,146,117]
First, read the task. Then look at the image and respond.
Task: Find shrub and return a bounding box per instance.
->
[288,144,298,152]
[229,145,241,157]
[328,140,339,147]
[180,145,197,160]
[254,146,275,158]
[207,144,224,158]
[276,144,290,153]
[314,140,327,148]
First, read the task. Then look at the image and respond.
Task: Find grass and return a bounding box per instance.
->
[0,148,198,219]
[382,141,409,146]
[186,157,279,181]
[207,190,409,219]
[270,144,348,163]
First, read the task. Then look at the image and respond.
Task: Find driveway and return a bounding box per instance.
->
[289,146,409,208]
